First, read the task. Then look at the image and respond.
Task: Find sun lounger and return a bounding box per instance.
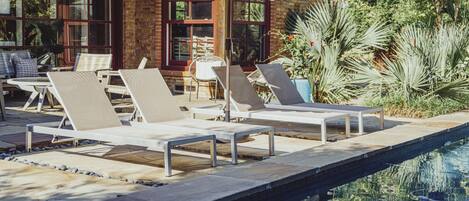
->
[118,69,275,164]
[26,71,217,177]
[256,64,384,134]
[192,65,351,144]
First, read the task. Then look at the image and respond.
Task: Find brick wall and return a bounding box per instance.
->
[269,0,313,59]
[121,0,315,97]
[123,0,163,69]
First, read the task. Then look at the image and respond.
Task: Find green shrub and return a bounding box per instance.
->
[366,94,468,118]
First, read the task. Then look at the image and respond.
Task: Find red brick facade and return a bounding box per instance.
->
[122,0,315,96]
[123,0,163,69]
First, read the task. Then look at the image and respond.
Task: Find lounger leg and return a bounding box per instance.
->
[268,131,275,156]
[23,91,39,110]
[73,139,79,147]
[164,143,172,177]
[210,136,217,167]
[189,82,192,102]
[196,82,200,100]
[379,110,385,130]
[37,88,46,112]
[230,136,237,165]
[214,81,218,103]
[321,121,327,145]
[358,112,364,135]
[345,115,351,138]
[25,126,33,152]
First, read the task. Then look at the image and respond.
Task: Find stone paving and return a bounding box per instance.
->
[113,111,469,201]
[0,93,417,200]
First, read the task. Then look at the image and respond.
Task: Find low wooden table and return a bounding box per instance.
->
[7,77,56,112]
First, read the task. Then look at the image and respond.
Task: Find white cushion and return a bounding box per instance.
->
[195,60,223,81]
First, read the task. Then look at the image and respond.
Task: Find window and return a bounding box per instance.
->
[62,0,112,64]
[165,0,214,66]
[232,0,267,66]
[0,0,59,48]
[0,0,113,65]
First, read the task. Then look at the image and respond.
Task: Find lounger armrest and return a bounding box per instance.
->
[129,121,224,136]
[51,66,74,72]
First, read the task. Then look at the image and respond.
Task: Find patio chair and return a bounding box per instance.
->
[105,57,149,96]
[188,56,225,102]
[256,64,385,134]
[192,65,351,145]
[26,71,217,177]
[0,79,5,121]
[119,69,275,164]
[53,53,112,73]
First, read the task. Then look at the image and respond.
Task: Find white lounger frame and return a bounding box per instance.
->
[192,105,351,145]
[26,121,217,177]
[118,69,275,164]
[265,104,384,134]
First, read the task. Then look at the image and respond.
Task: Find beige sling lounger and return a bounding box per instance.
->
[26,71,217,177]
[256,64,385,134]
[119,69,275,164]
[192,65,351,144]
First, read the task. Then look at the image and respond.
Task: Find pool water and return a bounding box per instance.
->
[305,139,469,201]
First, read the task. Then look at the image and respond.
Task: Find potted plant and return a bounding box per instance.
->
[271,34,315,103]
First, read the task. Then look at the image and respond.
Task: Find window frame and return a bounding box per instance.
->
[163,0,217,70]
[231,0,269,67]
[60,0,113,64]
[0,0,113,65]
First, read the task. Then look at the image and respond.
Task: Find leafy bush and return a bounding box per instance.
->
[351,24,469,117]
[366,94,468,118]
[347,0,469,34]
[275,0,391,103]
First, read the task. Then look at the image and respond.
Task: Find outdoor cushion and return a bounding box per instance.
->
[0,50,32,77]
[12,56,38,78]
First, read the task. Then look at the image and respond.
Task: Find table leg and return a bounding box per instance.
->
[23,91,39,110]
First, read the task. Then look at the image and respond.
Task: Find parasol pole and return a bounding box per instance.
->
[224,0,233,122]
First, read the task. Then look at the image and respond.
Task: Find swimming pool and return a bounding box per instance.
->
[303,138,469,201]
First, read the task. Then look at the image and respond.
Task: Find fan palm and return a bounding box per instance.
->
[277,0,391,103]
[351,24,469,103]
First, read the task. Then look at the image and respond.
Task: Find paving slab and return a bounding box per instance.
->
[213,161,312,188]
[110,175,268,201]
[15,144,235,183]
[0,160,147,201]
[265,141,385,171]
[429,112,469,123]
[346,124,447,147]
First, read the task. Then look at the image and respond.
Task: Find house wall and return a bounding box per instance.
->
[122,0,315,97]
[123,0,163,69]
[269,0,313,57]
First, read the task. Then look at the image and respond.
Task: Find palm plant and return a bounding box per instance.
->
[351,24,469,106]
[277,0,391,103]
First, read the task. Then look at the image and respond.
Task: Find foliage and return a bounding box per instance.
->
[365,94,468,118]
[351,24,469,117]
[275,0,392,103]
[347,0,469,34]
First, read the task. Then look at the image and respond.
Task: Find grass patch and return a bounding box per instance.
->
[365,95,468,118]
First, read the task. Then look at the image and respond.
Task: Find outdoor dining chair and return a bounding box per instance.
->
[188,55,225,102]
